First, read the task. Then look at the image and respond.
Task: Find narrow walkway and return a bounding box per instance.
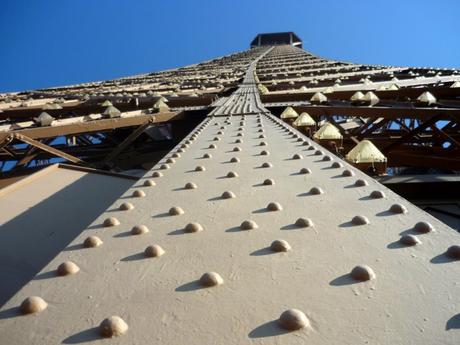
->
[210,47,272,116]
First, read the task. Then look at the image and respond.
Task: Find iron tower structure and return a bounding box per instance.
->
[0,32,459,344]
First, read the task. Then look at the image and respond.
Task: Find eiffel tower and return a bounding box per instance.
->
[0,32,459,344]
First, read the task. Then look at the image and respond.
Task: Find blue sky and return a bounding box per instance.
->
[0,0,459,92]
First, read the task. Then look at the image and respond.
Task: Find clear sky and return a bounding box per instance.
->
[1,0,459,92]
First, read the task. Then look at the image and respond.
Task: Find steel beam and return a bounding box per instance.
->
[0,112,184,142]
[13,133,84,164]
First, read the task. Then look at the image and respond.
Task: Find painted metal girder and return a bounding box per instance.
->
[0,55,459,344]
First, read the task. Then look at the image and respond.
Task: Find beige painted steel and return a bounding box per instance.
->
[0,165,135,307]
[0,42,459,345]
[0,111,458,344]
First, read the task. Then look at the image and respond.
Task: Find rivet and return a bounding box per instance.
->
[220,126,225,130]
[261,162,272,168]
[331,162,343,168]
[213,137,220,141]
[222,191,236,199]
[355,179,368,187]
[132,190,146,198]
[260,141,267,146]
[309,187,324,195]
[352,215,370,225]
[144,244,165,257]
[322,155,332,161]
[237,133,243,137]
[293,154,303,160]
[181,144,188,149]
[169,206,184,215]
[99,316,129,337]
[185,222,203,233]
[342,169,354,177]
[446,245,460,259]
[390,203,408,214]
[200,272,224,287]
[230,157,240,163]
[297,138,303,142]
[160,164,170,170]
[185,140,191,145]
[119,202,134,211]
[131,225,149,235]
[235,139,243,143]
[414,221,433,233]
[217,131,223,135]
[263,178,275,185]
[233,147,242,152]
[279,309,310,330]
[152,171,163,178]
[370,190,385,199]
[209,144,217,149]
[185,182,197,189]
[227,171,238,178]
[166,158,175,164]
[103,217,120,227]
[203,153,212,159]
[177,148,185,153]
[241,220,258,230]
[315,150,323,156]
[260,150,269,155]
[300,168,311,174]
[350,265,375,281]
[267,202,283,211]
[302,141,310,146]
[259,134,266,138]
[84,236,103,248]
[143,179,156,187]
[195,165,206,172]
[400,234,421,246]
[172,153,180,158]
[295,218,314,228]
[270,239,291,252]
[258,129,264,133]
[20,296,47,314]
[307,145,315,150]
[57,261,80,276]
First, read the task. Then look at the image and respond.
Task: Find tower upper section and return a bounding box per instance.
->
[250,32,302,48]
